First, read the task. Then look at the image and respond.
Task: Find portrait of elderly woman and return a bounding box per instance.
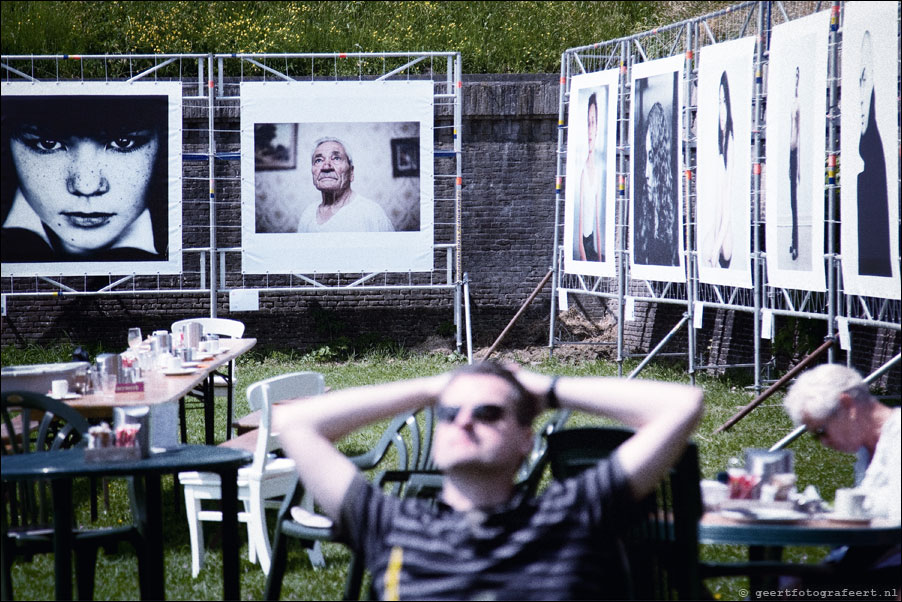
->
[631,68,681,271]
[1,94,169,263]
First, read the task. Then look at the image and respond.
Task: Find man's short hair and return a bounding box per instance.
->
[311,137,353,166]
[443,361,540,426]
[783,364,871,424]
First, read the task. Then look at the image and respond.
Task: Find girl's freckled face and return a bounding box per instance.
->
[10,128,159,254]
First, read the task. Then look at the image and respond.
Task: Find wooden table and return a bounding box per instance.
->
[67,338,256,445]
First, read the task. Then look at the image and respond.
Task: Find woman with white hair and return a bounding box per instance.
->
[783,363,900,588]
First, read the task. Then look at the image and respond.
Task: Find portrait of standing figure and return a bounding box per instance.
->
[1,81,183,278]
[629,54,685,283]
[563,68,618,279]
[852,31,890,278]
[696,36,754,289]
[576,91,604,263]
[788,67,801,262]
[840,1,900,300]
[764,10,830,292]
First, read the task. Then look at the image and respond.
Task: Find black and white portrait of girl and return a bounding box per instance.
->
[630,55,684,283]
[1,85,180,276]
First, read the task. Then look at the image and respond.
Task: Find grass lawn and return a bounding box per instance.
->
[3,345,854,600]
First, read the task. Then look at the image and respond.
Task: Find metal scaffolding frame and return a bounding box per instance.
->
[1,51,471,354]
[549,1,901,390]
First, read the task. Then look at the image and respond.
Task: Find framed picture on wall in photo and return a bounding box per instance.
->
[254,123,297,171]
[391,137,419,178]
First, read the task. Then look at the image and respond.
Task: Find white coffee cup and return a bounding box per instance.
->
[167,355,182,371]
[834,487,869,517]
[51,379,69,399]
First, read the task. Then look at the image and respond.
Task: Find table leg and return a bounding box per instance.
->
[225,363,234,441]
[144,475,166,600]
[748,545,784,593]
[2,493,12,601]
[219,468,241,600]
[51,479,74,601]
[204,375,215,445]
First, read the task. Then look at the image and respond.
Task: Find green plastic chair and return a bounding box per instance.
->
[264,406,435,601]
[546,426,703,601]
[1,390,147,600]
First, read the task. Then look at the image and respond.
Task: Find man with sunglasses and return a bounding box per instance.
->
[275,361,703,599]
[782,364,900,590]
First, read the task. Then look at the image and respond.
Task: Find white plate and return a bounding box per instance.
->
[49,392,82,400]
[163,368,197,376]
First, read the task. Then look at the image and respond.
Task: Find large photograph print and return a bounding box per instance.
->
[1,81,182,277]
[563,68,618,278]
[839,1,900,300]
[629,54,685,283]
[696,36,755,289]
[241,81,434,274]
[764,10,830,293]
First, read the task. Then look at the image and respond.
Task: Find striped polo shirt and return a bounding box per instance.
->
[338,456,636,600]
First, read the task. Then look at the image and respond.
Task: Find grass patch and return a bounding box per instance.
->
[2,349,853,600]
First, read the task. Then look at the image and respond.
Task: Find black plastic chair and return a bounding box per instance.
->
[264,407,435,601]
[1,390,147,600]
[546,426,703,601]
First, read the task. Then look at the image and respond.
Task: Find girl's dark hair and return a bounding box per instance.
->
[717,72,734,168]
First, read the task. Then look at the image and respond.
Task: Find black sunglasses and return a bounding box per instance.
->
[436,404,506,424]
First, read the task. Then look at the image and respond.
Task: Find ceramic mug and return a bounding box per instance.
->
[51,379,69,399]
[834,488,869,518]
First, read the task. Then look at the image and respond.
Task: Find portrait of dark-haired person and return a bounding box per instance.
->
[573,90,606,263]
[1,95,169,263]
[634,99,679,267]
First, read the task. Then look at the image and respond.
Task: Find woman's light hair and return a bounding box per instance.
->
[783,364,870,425]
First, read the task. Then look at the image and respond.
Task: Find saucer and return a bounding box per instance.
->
[163,368,197,376]
[49,392,82,400]
[719,508,807,524]
[822,513,872,525]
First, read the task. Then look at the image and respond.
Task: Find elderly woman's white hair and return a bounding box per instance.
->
[783,364,870,425]
[311,137,353,166]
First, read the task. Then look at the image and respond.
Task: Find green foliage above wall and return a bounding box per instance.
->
[2,1,731,73]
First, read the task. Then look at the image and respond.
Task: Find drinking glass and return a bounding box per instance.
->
[127,328,143,352]
[98,367,118,401]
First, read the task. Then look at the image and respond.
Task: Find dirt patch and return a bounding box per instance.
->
[472,308,620,364]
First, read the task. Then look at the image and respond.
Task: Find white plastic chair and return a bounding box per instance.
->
[171,318,245,442]
[177,371,325,576]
